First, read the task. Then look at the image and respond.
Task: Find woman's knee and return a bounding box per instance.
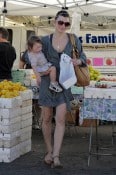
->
[55,115,66,126]
[42,111,52,124]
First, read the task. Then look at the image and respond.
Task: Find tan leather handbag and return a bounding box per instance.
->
[69,34,90,87]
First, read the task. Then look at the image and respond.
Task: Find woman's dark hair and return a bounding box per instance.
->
[27,35,42,49]
[55,10,70,20]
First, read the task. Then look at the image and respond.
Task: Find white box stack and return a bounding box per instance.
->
[0,89,33,163]
[0,97,22,162]
[20,90,33,156]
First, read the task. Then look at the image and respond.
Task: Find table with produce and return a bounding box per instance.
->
[80,66,116,121]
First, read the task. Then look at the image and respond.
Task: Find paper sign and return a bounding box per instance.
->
[93,58,103,66]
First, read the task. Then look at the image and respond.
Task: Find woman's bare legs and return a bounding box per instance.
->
[42,107,53,164]
[42,103,67,166]
[52,103,67,166]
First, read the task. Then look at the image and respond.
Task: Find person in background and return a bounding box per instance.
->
[19,49,32,69]
[40,10,87,168]
[0,27,16,81]
[27,35,62,93]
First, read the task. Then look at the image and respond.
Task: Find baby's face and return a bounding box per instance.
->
[31,42,42,53]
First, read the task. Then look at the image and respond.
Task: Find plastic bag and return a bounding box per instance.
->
[59,53,77,89]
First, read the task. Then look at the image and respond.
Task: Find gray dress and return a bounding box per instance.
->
[39,33,87,110]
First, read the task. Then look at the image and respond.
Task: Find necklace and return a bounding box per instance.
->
[57,44,60,51]
[53,33,68,52]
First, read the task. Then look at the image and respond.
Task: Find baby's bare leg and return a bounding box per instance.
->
[49,66,62,92]
[49,66,57,83]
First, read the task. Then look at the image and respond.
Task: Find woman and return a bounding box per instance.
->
[40,10,87,168]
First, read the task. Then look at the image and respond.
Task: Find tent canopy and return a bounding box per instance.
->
[1,0,116,30]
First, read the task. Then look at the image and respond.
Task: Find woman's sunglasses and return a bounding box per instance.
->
[57,20,70,27]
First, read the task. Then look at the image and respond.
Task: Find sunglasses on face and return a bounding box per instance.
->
[57,20,70,27]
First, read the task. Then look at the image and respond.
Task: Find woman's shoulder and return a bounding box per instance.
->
[41,35,50,41]
[67,32,79,40]
[68,32,81,47]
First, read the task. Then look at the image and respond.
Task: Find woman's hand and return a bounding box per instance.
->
[71,58,82,66]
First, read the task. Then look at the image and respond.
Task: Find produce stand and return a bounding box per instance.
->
[12,69,41,129]
[0,80,33,162]
[80,87,116,166]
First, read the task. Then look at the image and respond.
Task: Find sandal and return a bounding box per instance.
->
[44,153,53,166]
[49,82,62,93]
[51,156,63,169]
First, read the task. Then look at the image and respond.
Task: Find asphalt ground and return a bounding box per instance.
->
[0,124,116,175]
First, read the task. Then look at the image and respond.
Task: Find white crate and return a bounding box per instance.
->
[0,122,21,134]
[0,116,21,125]
[21,112,32,121]
[22,99,32,107]
[0,144,20,162]
[21,105,32,115]
[0,136,20,148]
[0,89,33,162]
[20,90,33,101]
[0,107,21,119]
[21,126,32,134]
[0,96,22,108]
[21,118,32,129]
[20,139,31,156]
[20,131,32,142]
[20,126,32,142]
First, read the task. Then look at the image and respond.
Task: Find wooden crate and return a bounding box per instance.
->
[80,119,99,127]
[66,109,79,126]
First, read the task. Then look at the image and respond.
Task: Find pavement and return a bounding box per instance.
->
[0,124,116,175]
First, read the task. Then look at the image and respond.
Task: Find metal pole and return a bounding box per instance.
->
[3,13,6,27]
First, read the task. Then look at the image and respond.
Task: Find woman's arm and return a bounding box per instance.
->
[19,60,25,69]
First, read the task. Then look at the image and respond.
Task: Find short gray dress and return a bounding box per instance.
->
[39,33,87,110]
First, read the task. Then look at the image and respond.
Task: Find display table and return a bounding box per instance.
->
[79,87,116,166]
[80,87,116,121]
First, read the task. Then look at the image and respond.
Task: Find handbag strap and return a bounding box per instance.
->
[69,33,76,48]
[69,33,79,59]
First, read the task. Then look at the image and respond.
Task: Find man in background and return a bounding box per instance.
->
[0,27,16,80]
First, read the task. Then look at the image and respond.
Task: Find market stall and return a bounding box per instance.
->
[80,86,116,166]
[0,80,33,162]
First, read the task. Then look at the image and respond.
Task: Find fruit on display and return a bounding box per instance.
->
[95,81,107,88]
[88,66,101,81]
[106,58,112,65]
[99,75,116,82]
[87,58,92,65]
[0,80,27,98]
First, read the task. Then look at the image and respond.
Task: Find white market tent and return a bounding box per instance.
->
[0,0,116,30]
